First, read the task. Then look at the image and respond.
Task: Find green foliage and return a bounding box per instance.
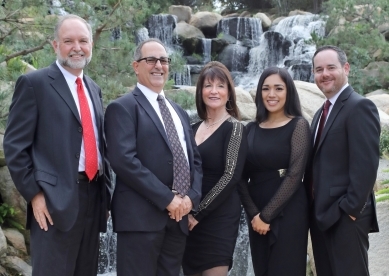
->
[376,188,389,194]
[380,128,389,157]
[165,89,196,110]
[376,194,389,202]
[315,0,389,93]
[0,203,24,230]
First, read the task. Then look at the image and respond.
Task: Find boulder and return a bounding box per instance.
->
[0,227,7,256]
[235,87,254,104]
[361,61,389,89]
[169,5,192,23]
[2,228,27,255]
[288,10,312,16]
[0,167,27,234]
[217,44,249,72]
[271,16,286,26]
[254,13,272,29]
[189,11,222,38]
[175,22,204,41]
[294,80,325,123]
[367,94,389,114]
[237,102,256,121]
[365,89,389,97]
[0,256,31,276]
[239,11,251,18]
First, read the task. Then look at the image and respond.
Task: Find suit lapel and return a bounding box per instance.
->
[133,88,171,148]
[48,63,81,123]
[315,87,353,152]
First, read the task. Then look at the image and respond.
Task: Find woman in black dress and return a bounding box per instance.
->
[239,67,310,275]
[182,61,247,276]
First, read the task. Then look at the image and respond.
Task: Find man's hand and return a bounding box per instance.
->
[166,195,183,222]
[181,195,193,215]
[251,214,270,235]
[31,191,53,231]
[188,214,199,231]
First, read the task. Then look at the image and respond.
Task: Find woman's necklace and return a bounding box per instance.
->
[204,114,229,129]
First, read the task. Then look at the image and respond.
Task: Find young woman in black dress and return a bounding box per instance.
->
[239,67,310,276]
[182,61,247,276]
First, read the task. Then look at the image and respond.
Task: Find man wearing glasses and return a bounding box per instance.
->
[104,38,202,276]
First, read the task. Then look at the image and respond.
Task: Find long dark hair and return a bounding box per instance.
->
[255,67,302,123]
[195,61,240,120]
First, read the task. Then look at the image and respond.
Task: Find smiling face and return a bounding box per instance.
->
[132,41,169,93]
[261,74,287,115]
[313,49,350,99]
[52,18,93,76]
[202,77,229,112]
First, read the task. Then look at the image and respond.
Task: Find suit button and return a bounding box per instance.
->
[75,153,80,159]
[78,127,82,132]
[168,161,172,165]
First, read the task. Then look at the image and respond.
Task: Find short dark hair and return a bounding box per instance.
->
[312,45,348,67]
[195,61,240,120]
[133,38,167,61]
[255,67,302,123]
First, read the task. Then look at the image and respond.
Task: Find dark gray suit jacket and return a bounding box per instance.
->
[4,62,110,232]
[309,86,380,232]
[104,86,202,235]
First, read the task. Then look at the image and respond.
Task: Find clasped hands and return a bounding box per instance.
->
[166,195,192,222]
[251,213,270,235]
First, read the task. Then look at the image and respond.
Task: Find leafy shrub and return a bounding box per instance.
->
[0,203,24,230]
[379,128,389,157]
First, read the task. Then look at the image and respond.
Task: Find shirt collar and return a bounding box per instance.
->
[56,60,84,82]
[327,83,349,105]
[137,82,165,101]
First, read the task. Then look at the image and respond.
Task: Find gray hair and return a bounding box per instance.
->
[133,38,167,61]
[54,14,93,42]
[312,45,348,66]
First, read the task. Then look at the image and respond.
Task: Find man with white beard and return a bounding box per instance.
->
[4,14,111,276]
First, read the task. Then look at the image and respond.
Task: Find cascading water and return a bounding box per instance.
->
[145,14,178,47]
[202,38,212,64]
[174,65,192,86]
[217,17,263,47]
[236,14,326,90]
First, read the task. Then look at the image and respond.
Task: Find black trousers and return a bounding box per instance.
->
[30,179,101,276]
[310,200,373,276]
[116,218,186,276]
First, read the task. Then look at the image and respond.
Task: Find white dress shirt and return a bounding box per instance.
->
[137,83,189,163]
[56,60,102,172]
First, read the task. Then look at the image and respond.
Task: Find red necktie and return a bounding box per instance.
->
[313,100,331,153]
[76,77,98,180]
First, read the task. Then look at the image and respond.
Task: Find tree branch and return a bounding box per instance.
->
[0,27,17,44]
[4,39,50,62]
[94,0,121,43]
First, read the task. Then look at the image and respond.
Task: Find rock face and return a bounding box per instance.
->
[217,44,249,72]
[168,5,192,23]
[294,80,325,122]
[2,228,27,255]
[189,11,222,38]
[254,12,272,29]
[175,22,204,41]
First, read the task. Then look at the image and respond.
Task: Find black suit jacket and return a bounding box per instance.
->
[4,62,110,232]
[104,87,202,235]
[308,86,380,232]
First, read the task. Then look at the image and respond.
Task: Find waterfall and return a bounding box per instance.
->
[236,14,326,90]
[217,17,263,47]
[135,27,149,44]
[174,65,192,86]
[146,14,178,47]
[202,38,212,64]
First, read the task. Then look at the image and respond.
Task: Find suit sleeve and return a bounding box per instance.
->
[104,100,175,211]
[3,74,41,202]
[339,98,380,218]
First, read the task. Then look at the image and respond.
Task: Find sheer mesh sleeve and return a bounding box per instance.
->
[238,123,261,220]
[259,118,311,223]
[193,120,248,222]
